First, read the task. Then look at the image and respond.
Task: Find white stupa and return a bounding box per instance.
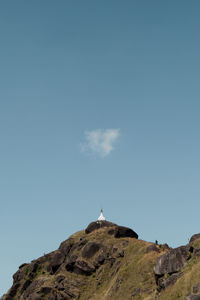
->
[98,209,106,221]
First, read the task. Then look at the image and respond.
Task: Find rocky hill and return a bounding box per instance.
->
[2,221,200,300]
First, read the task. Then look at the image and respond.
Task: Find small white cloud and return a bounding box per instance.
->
[81,129,120,157]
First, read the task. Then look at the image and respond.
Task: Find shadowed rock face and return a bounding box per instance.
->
[82,242,102,259]
[85,220,117,234]
[85,221,139,239]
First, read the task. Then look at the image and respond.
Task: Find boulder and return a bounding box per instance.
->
[108,226,138,239]
[23,278,45,298]
[65,255,78,272]
[74,260,95,275]
[82,242,101,259]
[85,221,117,234]
[66,257,95,275]
[157,272,182,289]
[48,251,65,274]
[154,246,191,276]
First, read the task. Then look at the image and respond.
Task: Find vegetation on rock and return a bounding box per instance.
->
[2,222,200,300]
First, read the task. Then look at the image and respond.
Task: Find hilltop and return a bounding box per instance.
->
[2,221,200,300]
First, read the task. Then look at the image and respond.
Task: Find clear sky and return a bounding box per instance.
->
[1,0,200,296]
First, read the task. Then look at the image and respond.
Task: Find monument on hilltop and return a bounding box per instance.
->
[98,209,106,221]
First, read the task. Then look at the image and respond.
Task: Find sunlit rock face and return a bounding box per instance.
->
[3,225,200,300]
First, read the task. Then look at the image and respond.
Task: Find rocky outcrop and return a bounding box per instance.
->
[154,245,195,292]
[82,242,102,259]
[108,226,138,239]
[3,221,139,300]
[85,221,138,239]
[3,225,200,300]
[85,220,117,234]
[154,246,191,276]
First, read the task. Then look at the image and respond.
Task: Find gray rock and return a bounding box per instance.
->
[58,238,74,255]
[74,260,95,275]
[154,246,191,276]
[23,279,45,298]
[157,272,182,289]
[82,242,101,259]
[48,251,65,274]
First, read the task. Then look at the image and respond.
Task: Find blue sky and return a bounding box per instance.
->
[1,0,200,296]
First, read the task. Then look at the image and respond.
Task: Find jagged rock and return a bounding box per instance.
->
[190,234,200,244]
[154,246,191,276]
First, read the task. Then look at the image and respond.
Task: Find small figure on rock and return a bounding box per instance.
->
[155,240,158,245]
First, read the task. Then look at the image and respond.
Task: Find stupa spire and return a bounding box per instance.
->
[98,209,106,221]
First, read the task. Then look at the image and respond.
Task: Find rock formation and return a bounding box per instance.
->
[2,223,200,300]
